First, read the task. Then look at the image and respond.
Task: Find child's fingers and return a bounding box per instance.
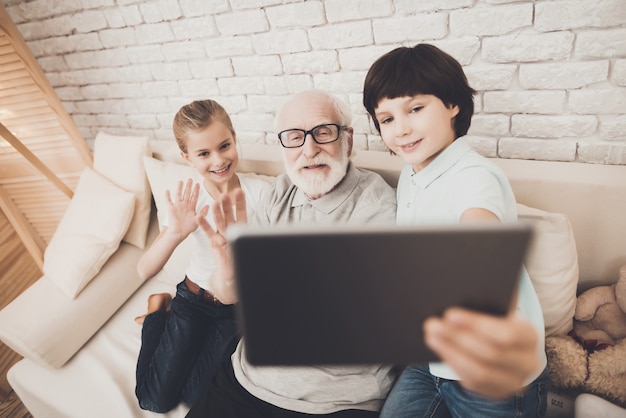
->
[233,189,247,223]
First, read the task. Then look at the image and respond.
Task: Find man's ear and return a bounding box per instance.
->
[345,127,354,157]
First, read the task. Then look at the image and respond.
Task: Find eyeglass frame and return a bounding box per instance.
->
[277,123,347,148]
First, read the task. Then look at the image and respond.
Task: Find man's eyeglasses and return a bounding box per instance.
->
[277,124,346,148]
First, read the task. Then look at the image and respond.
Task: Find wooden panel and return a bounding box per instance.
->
[0,4,92,268]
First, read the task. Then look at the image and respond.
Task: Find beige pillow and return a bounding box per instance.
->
[518,204,579,336]
[44,167,136,299]
[143,156,195,228]
[93,132,152,249]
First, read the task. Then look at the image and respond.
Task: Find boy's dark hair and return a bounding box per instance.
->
[363,43,476,139]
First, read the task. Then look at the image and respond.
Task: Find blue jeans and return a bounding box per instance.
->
[135,279,239,413]
[380,364,550,418]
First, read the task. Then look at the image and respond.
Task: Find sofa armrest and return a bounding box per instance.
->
[0,213,159,369]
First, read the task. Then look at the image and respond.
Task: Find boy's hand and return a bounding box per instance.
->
[424,308,539,399]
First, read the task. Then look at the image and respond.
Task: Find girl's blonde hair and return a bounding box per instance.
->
[172,100,235,153]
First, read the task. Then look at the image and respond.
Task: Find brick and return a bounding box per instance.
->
[483,91,566,114]
[466,135,497,158]
[18,16,74,40]
[99,28,137,48]
[373,14,447,44]
[325,0,393,22]
[570,89,626,114]
[135,22,176,44]
[576,28,626,58]
[511,115,597,138]
[80,84,111,100]
[65,49,130,69]
[139,2,165,23]
[310,21,372,49]
[598,115,626,141]
[282,51,339,75]
[613,60,626,87]
[150,62,192,81]
[96,114,130,128]
[265,3,326,29]
[178,78,220,97]
[313,71,365,94]
[140,81,180,98]
[102,9,126,28]
[482,32,574,63]
[261,78,289,97]
[179,0,229,17]
[230,0,283,10]
[366,135,387,152]
[395,0,472,14]
[430,37,480,66]
[18,0,80,20]
[132,97,171,113]
[519,61,608,90]
[468,115,509,136]
[248,95,281,113]
[189,58,233,78]
[450,3,532,36]
[36,56,68,72]
[128,114,160,130]
[127,45,165,64]
[73,10,109,33]
[251,30,310,55]
[535,0,626,31]
[338,46,394,71]
[119,5,143,26]
[54,86,84,101]
[162,41,207,61]
[284,74,314,93]
[170,16,218,40]
[218,77,266,95]
[231,113,275,132]
[464,64,516,90]
[215,10,269,35]
[498,137,577,162]
[232,55,283,76]
[204,37,254,58]
[578,141,626,164]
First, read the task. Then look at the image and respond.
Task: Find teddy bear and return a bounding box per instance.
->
[545,264,626,408]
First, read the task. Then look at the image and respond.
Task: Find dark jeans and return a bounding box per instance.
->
[135,279,239,413]
[186,359,379,418]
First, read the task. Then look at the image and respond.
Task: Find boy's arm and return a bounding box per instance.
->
[424,308,540,399]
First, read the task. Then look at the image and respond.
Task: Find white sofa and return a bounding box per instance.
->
[1,137,625,418]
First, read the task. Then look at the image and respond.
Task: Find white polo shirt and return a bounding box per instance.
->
[395,136,547,383]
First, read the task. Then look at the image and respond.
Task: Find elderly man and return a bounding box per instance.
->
[187,90,541,417]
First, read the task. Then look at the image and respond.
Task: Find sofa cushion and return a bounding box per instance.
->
[44,167,136,299]
[518,203,579,336]
[93,132,152,249]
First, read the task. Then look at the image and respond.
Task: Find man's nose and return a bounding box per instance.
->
[302,132,320,157]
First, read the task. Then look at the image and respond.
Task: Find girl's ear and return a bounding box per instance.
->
[181,151,193,166]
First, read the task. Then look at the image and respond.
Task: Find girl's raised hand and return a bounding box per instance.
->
[164,179,201,239]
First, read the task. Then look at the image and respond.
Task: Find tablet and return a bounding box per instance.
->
[228,222,532,366]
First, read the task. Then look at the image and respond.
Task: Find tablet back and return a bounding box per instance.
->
[229,222,531,366]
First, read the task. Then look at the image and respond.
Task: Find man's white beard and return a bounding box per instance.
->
[285,139,350,198]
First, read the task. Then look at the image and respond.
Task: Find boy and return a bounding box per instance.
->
[363,44,550,418]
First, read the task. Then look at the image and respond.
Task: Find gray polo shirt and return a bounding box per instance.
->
[232,162,398,414]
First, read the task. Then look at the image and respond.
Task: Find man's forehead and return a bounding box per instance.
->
[278,95,340,129]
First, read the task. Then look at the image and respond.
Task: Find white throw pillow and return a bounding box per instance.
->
[518,204,579,336]
[143,156,195,228]
[44,167,136,299]
[93,132,152,249]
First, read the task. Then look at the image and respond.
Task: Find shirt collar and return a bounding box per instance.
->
[410,136,472,187]
[292,162,359,214]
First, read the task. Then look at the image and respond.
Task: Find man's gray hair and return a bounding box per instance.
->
[275,90,352,131]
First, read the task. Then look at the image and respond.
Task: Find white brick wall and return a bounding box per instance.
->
[3,0,625,164]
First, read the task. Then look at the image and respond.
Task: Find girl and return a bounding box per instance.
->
[363,44,550,418]
[134,100,269,413]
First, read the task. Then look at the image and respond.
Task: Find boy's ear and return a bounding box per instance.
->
[449,104,460,118]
